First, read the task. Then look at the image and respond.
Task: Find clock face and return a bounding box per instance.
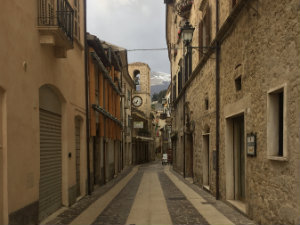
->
[132,96,143,107]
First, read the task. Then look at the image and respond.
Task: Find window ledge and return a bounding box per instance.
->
[267,156,288,161]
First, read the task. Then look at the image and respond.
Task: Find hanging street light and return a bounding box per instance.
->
[181,21,195,45]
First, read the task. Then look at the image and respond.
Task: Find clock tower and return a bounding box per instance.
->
[128,62,151,118]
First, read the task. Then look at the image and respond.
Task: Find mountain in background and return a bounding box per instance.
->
[150,71,170,97]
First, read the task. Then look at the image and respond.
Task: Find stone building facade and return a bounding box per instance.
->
[166,0,300,224]
[128,63,154,164]
[0,0,87,224]
[128,63,152,118]
[121,54,135,167]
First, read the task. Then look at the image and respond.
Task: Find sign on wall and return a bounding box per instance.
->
[247,133,256,157]
[133,121,144,129]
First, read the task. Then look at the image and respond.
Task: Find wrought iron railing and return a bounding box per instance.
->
[38,0,74,42]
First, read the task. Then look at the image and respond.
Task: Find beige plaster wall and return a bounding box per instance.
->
[0,0,87,221]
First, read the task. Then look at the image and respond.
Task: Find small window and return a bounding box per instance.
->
[205,97,209,110]
[267,85,287,160]
[134,70,141,92]
[127,90,131,102]
[235,76,242,91]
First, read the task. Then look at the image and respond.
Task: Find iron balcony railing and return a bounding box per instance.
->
[38,0,74,42]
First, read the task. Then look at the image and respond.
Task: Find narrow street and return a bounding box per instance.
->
[44,161,255,225]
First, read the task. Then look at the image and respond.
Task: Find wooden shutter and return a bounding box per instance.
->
[205,6,211,46]
[198,21,203,59]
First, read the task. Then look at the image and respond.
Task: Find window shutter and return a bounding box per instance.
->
[205,6,211,46]
[198,21,203,59]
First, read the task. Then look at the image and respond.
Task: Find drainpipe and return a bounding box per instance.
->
[121,66,124,170]
[215,0,220,200]
[83,0,91,195]
[183,45,186,178]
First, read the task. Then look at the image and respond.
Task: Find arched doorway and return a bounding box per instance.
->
[39,85,62,221]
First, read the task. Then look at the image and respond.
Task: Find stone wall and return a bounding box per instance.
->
[186,55,217,195]
[128,63,151,118]
[167,0,300,224]
[218,0,300,224]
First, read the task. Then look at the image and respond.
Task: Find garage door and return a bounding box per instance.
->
[75,119,81,197]
[39,109,62,221]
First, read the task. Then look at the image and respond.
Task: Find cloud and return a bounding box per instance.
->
[87,0,170,74]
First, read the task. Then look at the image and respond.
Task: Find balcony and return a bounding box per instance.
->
[175,0,193,18]
[37,0,74,58]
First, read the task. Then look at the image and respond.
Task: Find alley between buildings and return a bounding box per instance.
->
[43,161,255,225]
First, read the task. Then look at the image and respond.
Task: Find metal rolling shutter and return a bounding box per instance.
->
[39,109,62,221]
[75,121,80,197]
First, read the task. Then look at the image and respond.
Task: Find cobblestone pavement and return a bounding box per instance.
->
[43,161,256,225]
[91,170,143,225]
[158,171,209,225]
[44,166,134,225]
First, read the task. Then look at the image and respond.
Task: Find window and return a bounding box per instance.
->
[205,97,209,110]
[95,67,99,105]
[172,77,177,101]
[178,67,182,94]
[235,76,242,91]
[198,6,211,59]
[134,70,141,92]
[74,0,80,40]
[267,85,287,159]
[127,90,131,102]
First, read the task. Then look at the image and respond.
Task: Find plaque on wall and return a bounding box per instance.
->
[247,133,256,157]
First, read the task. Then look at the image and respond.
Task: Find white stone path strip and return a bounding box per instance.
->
[126,171,172,225]
[164,166,235,225]
[70,166,139,225]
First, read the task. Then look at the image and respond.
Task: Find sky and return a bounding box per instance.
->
[87,0,171,84]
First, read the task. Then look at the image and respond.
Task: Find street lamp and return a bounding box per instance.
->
[181,21,195,45]
[180,21,194,179]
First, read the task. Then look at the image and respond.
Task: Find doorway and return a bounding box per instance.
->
[202,134,210,188]
[39,85,62,221]
[226,114,245,203]
[185,133,193,178]
[233,116,245,201]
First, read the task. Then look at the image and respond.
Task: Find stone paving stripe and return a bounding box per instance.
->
[91,170,144,225]
[158,171,209,225]
[70,166,139,225]
[126,171,172,225]
[164,167,235,225]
